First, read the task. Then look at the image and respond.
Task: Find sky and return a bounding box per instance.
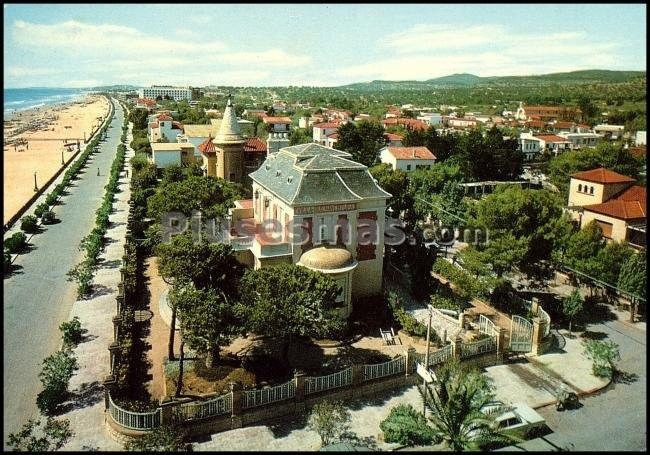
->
[3,3,647,88]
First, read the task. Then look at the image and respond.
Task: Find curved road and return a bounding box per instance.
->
[3,101,125,442]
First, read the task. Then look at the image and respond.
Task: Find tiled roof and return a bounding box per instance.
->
[313,122,340,129]
[387,146,436,160]
[382,118,429,130]
[326,132,339,139]
[171,121,184,131]
[149,122,159,129]
[571,167,636,184]
[157,114,173,121]
[384,133,403,141]
[614,185,646,204]
[198,136,217,155]
[525,120,546,128]
[583,200,646,220]
[534,134,569,142]
[262,116,292,124]
[552,121,574,129]
[249,143,390,205]
[244,137,267,153]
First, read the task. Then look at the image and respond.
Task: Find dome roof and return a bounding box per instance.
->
[298,246,355,271]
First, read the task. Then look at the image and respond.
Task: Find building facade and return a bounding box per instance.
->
[139,86,193,101]
[379,146,436,172]
[228,143,392,310]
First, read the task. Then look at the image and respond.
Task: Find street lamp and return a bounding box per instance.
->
[33,171,38,192]
[61,149,65,165]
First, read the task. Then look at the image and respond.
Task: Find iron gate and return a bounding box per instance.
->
[509,315,533,352]
[479,314,498,337]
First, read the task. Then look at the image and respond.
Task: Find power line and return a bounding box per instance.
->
[414,195,468,224]
[560,264,646,303]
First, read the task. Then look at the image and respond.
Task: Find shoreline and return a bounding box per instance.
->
[3,94,111,224]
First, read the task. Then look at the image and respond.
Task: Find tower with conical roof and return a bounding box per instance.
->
[213,94,246,183]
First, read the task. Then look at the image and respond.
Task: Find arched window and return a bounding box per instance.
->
[578,184,582,192]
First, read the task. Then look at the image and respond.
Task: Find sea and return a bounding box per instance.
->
[4,87,93,120]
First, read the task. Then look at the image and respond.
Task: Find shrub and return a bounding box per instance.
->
[45,192,58,206]
[34,202,49,218]
[380,404,439,446]
[37,350,79,414]
[20,215,39,234]
[123,424,186,451]
[583,339,620,379]
[5,232,27,253]
[41,210,56,224]
[307,400,351,446]
[59,317,84,347]
[67,260,94,297]
[7,418,73,451]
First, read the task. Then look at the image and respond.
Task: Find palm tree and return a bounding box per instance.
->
[419,359,519,451]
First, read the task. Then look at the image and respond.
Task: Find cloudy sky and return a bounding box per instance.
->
[3,3,646,88]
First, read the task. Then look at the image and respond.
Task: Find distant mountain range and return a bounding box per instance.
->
[340,69,646,90]
[89,84,141,91]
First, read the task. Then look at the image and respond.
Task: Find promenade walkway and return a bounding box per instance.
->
[3,101,124,445]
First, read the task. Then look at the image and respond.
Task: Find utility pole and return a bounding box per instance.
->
[33,171,38,192]
[422,307,432,416]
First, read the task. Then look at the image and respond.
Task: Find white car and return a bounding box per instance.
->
[484,402,547,437]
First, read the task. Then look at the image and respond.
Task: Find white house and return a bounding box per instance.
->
[313,122,340,145]
[558,132,602,149]
[534,134,572,156]
[149,114,184,143]
[594,124,625,140]
[150,142,195,168]
[417,112,442,125]
[263,116,292,133]
[518,132,543,160]
[379,146,436,172]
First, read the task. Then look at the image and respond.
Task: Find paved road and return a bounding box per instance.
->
[3,101,124,443]
[501,313,646,451]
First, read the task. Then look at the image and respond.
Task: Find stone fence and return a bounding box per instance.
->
[104,324,507,441]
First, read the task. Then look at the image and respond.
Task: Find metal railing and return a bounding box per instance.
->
[178,392,232,421]
[242,379,296,409]
[305,367,353,395]
[413,344,453,367]
[108,394,161,430]
[460,336,496,358]
[363,356,406,381]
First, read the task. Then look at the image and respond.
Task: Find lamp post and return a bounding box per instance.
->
[61,149,65,165]
[33,171,38,192]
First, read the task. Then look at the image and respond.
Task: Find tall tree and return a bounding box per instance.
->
[336,120,386,166]
[617,250,646,322]
[368,163,413,219]
[237,264,346,367]
[563,289,584,333]
[171,286,238,368]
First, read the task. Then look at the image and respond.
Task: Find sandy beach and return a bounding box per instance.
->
[3,95,110,224]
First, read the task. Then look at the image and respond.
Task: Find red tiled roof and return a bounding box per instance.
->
[384,133,403,141]
[614,185,646,204]
[313,122,340,129]
[387,146,436,160]
[244,137,267,154]
[583,200,646,220]
[572,167,636,184]
[149,122,158,129]
[198,136,216,155]
[552,121,574,129]
[525,120,546,128]
[171,121,184,131]
[382,118,429,131]
[534,134,569,142]
[262,116,292,124]
[157,114,173,121]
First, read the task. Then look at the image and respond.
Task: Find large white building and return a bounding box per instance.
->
[379,146,436,172]
[139,86,193,101]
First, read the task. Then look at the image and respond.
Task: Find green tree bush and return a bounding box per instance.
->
[583,339,620,379]
[59,317,84,347]
[36,350,79,415]
[7,418,73,451]
[5,231,28,253]
[21,215,39,234]
[307,400,351,446]
[380,404,439,446]
[562,290,584,334]
[124,424,187,451]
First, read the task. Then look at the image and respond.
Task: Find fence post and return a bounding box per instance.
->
[159,397,177,426]
[102,375,117,411]
[405,347,417,376]
[112,315,122,342]
[531,297,540,316]
[458,311,466,329]
[496,327,507,361]
[116,283,124,314]
[352,364,365,385]
[108,341,120,374]
[230,382,243,429]
[452,337,462,360]
[530,317,546,356]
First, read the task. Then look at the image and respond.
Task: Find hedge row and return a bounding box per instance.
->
[67,102,128,298]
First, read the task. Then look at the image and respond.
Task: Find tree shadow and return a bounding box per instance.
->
[89,283,114,298]
[580,330,608,341]
[340,430,380,450]
[42,218,62,225]
[3,264,24,278]
[98,258,122,269]
[614,369,639,385]
[80,333,98,344]
[321,345,392,375]
[267,411,309,438]
[67,381,105,411]
[345,383,413,411]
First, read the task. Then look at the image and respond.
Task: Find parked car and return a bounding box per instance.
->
[483,401,547,438]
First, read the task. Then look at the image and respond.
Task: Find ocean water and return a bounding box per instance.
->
[4,87,91,119]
